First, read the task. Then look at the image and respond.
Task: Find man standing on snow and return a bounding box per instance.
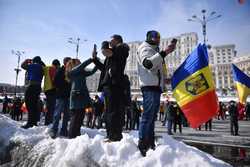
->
[21,56,45,129]
[49,57,71,138]
[93,35,129,142]
[136,30,176,156]
[43,59,60,125]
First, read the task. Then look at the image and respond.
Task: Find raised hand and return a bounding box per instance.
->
[92,44,97,59]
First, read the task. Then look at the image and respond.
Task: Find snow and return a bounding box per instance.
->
[0,115,231,167]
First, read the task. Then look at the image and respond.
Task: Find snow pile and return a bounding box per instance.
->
[0,115,231,167]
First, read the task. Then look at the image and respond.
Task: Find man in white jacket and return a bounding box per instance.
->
[137,30,176,156]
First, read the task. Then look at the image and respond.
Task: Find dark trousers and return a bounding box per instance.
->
[132,116,140,130]
[205,119,212,131]
[86,112,93,128]
[12,109,21,121]
[104,86,125,141]
[92,114,102,128]
[173,118,182,133]
[167,120,173,134]
[135,117,140,130]
[69,109,85,138]
[2,104,7,114]
[45,90,56,125]
[230,119,239,135]
[25,85,41,126]
[125,107,132,130]
[159,112,164,121]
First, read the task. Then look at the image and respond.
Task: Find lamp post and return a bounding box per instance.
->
[188,9,221,44]
[12,50,25,96]
[68,37,88,58]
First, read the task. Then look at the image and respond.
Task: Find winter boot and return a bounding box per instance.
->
[138,139,149,157]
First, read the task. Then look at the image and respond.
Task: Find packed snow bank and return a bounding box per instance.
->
[0,115,231,167]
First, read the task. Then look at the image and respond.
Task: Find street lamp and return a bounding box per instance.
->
[68,37,88,58]
[187,9,221,44]
[12,50,25,96]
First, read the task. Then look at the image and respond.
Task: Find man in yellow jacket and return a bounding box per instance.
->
[43,59,60,125]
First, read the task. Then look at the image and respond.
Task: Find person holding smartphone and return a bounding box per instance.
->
[93,35,130,142]
[136,30,176,156]
[67,45,98,139]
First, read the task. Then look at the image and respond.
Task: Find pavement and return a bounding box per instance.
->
[155,119,250,148]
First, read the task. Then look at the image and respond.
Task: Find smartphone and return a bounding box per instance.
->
[93,44,97,54]
[171,38,177,45]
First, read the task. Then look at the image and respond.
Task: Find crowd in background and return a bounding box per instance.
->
[1,31,250,157]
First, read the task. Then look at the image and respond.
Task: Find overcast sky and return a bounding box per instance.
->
[0,0,249,85]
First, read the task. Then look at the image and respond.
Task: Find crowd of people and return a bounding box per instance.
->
[1,31,250,157]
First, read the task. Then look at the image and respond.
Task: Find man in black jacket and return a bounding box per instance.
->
[93,35,129,141]
[228,100,239,136]
[49,57,71,138]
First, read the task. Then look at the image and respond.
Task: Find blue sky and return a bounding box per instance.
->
[0,0,249,85]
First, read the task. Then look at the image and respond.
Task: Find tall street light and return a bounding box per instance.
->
[12,50,25,96]
[188,9,221,44]
[68,37,88,58]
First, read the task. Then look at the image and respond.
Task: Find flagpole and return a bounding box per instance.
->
[187,9,221,44]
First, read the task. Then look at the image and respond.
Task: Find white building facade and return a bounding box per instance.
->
[125,32,199,91]
[86,33,250,94]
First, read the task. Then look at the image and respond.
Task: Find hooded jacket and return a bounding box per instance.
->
[137,41,167,91]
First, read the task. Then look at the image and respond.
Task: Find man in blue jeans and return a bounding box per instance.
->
[49,57,71,138]
[137,30,176,156]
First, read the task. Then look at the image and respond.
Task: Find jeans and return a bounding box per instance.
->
[52,98,70,134]
[139,90,160,141]
[45,90,56,125]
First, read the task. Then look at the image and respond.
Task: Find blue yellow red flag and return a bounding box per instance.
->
[171,44,219,128]
[232,64,250,105]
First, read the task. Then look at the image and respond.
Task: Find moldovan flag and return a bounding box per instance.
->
[171,44,219,128]
[232,64,250,105]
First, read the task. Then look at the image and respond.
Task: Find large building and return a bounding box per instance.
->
[209,46,250,92]
[86,33,250,94]
[125,32,199,91]
[208,44,237,90]
[233,54,250,76]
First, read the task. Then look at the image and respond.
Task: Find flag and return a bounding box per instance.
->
[171,44,219,128]
[232,64,250,105]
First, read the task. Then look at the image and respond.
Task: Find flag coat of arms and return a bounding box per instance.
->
[171,44,219,128]
[232,64,250,105]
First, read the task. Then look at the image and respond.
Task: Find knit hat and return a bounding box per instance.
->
[146,30,161,45]
[32,56,42,63]
[101,41,110,49]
